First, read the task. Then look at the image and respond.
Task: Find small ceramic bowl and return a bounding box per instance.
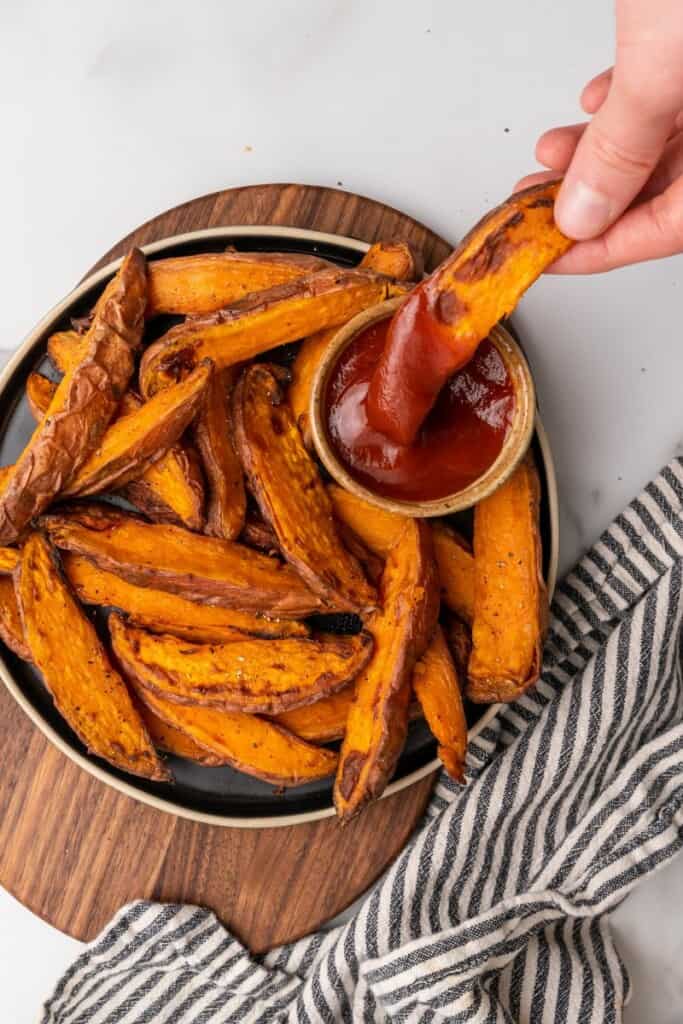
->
[310,296,536,516]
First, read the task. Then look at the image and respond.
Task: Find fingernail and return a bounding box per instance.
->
[555,180,613,239]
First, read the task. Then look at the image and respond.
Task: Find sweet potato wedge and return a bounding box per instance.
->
[334,520,439,820]
[327,485,474,620]
[109,614,372,714]
[63,552,309,641]
[139,268,397,397]
[367,182,573,443]
[234,364,375,613]
[26,373,57,420]
[42,503,323,617]
[289,242,418,446]
[146,251,330,317]
[16,532,167,780]
[413,625,467,782]
[44,328,206,529]
[194,367,246,540]
[0,576,31,661]
[0,547,19,574]
[124,676,338,786]
[62,362,211,498]
[431,522,475,624]
[468,454,547,702]
[0,249,147,543]
[47,330,88,374]
[136,702,223,766]
[240,512,279,554]
[273,687,355,743]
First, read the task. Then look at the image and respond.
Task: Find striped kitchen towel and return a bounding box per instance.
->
[41,457,683,1023]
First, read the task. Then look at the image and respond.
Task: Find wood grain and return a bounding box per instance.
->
[0,183,451,951]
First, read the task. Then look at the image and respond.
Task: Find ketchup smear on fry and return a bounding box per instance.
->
[325,317,514,503]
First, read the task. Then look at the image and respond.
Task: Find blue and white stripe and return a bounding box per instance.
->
[41,457,683,1023]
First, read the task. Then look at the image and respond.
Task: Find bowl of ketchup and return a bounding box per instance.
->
[310,296,536,516]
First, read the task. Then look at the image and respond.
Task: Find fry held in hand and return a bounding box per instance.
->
[108,614,372,714]
[234,364,376,613]
[468,455,547,702]
[367,182,572,443]
[334,520,439,821]
[16,533,167,780]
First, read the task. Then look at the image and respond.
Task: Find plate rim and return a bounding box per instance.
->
[0,225,559,829]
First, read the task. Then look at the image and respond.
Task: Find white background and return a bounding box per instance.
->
[1,1,682,1020]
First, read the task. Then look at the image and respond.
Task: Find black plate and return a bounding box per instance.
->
[0,229,554,823]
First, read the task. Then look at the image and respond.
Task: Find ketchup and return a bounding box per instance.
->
[365,281,476,445]
[326,317,514,503]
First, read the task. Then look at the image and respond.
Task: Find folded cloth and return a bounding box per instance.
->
[41,458,683,1024]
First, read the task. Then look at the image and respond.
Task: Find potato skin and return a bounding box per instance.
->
[119,667,338,787]
[367,181,572,443]
[289,241,418,447]
[41,503,324,618]
[139,268,397,397]
[146,251,331,317]
[194,367,246,540]
[413,625,467,782]
[63,552,310,642]
[468,454,547,702]
[334,520,439,821]
[16,533,168,781]
[234,364,375,613]
[0,249,147,543]
[63,361,212,498]
[108,615,373,714]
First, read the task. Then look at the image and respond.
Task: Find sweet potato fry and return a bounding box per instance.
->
[0,576,31,661]
[17,533,168,780]
[468,454,547,702]
[124,676,338,786]
[139,269,397,397]
[42,503,324,617]
[240,512,279,554]
[26,373,57,420]
[146,251,330,317]
[136,702,223,765]
[273,687,355,743]
[334,520,439,820]
[194,367,246,540]
[367,181,573,443]
[0,249,147,543]
[431,522,475,624]
[327,485,474,620]
[63,552,309,641]
[0,547,19,574]
[412,625,467,782]
[289,242,418,446]
[109,614,372,714]
[234,364,376,613]
[63,362,211,497]
[44,329,206,529]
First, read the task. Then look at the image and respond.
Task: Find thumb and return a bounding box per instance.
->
[555,78,675,239]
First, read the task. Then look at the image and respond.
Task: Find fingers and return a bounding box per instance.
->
[536,123,587,171]
[554,77,676,239]
[548,172,683,273]
[580,68,613,114]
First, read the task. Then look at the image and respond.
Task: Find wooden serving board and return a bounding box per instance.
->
[0,184,452,952]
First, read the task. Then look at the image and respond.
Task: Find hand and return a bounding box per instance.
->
[516,0,683,273]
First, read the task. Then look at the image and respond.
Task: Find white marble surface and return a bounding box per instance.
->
[1,1,682,1020]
